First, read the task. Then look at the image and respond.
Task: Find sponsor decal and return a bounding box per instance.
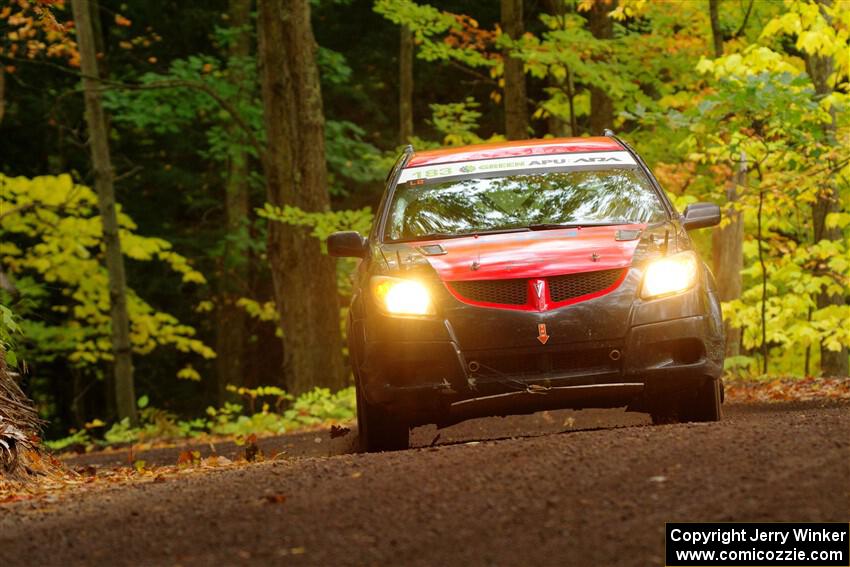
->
[398,151,637,183]
[575,156,622,163]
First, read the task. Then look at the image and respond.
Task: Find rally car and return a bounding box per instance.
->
[329,133,724,452]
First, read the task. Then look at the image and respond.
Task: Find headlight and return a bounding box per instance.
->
[641,252,699,299]
[371,276,434,316]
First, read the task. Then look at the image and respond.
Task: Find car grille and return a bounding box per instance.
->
[447,268,625,308]
[449,278,528,305]
[548,268,624,303]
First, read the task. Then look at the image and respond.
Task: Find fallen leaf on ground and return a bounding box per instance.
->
[264,493,287,504]
[725,377,850,403]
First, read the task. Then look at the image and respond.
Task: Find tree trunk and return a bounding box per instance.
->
[712,152,745,359]
[708,0,724,57]
[257,0,347,395]
[71,0,137,424]
[543,0,569,137]
[588,0,615,134]
[566,67,577,135]
[399,24,414,145]
[215,0,253,405]
[0,65,5,126]
[501,0,528,140]
[709,0,743,362]
[546,82,568,137]
[806,8,849,377]
[88,0,108,77]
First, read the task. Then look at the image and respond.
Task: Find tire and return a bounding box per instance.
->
[356,385,409,452]
[650,378,722,424]
[680,377,722,422]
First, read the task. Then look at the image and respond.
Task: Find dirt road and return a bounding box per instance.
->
[2,401,848,566]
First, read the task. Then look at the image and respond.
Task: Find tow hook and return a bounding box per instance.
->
[438,378,456,395]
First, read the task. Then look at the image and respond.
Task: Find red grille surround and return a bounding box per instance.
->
[446,268,627,311]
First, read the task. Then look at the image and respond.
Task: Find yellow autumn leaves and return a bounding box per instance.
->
[0,173,215,375]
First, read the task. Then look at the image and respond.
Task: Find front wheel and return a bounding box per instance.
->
[356,385,409,452]
[680,377,722,422]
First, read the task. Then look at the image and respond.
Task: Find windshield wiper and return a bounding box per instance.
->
[399,232,467,242]
[527,220,634,231]
[396,227,531,243]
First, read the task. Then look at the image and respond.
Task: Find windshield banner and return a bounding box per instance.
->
[398,151,638,183]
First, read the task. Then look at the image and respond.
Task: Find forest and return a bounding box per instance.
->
[0,0,848,445]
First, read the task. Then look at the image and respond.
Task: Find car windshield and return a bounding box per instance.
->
[385,168,666,242]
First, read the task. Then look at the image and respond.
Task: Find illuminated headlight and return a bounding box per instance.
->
[371,276,434,316]
[641,252,699,299]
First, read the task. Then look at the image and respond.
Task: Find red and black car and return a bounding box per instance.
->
[329,133,725,452]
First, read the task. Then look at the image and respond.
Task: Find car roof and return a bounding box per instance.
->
[406,136,625,168]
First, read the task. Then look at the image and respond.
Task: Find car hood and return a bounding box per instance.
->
[412,225,645,282]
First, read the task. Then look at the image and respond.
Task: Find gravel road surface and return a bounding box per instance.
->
[2,401,848,566]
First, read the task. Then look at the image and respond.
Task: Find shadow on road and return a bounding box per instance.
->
[410,407,650,449]
[61,407,652,469]
[65,401,844,469]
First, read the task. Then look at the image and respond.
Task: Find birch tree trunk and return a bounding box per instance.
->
[257,0,347,395]
[71,0,137,424]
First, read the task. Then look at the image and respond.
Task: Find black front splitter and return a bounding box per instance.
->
[436,381,644,428]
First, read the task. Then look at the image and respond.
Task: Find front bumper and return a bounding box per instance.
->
[353,286,724,427]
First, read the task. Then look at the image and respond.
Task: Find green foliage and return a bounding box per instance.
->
[0,304,21,367]
[103,30,264,155]
[5,0,850,444]
[206,386,356,436]
[45,386,356,450]
[632,0,850,376]
[374,0,496,68]
[103,47,384,196]
[324,120,387,194]
[257,204,374,245]
[427,98,486,146]
[0,174,215,370]
[43,429,90,452]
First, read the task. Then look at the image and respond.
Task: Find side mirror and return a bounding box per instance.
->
[682,202,721,230]
[328,231,368,258]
